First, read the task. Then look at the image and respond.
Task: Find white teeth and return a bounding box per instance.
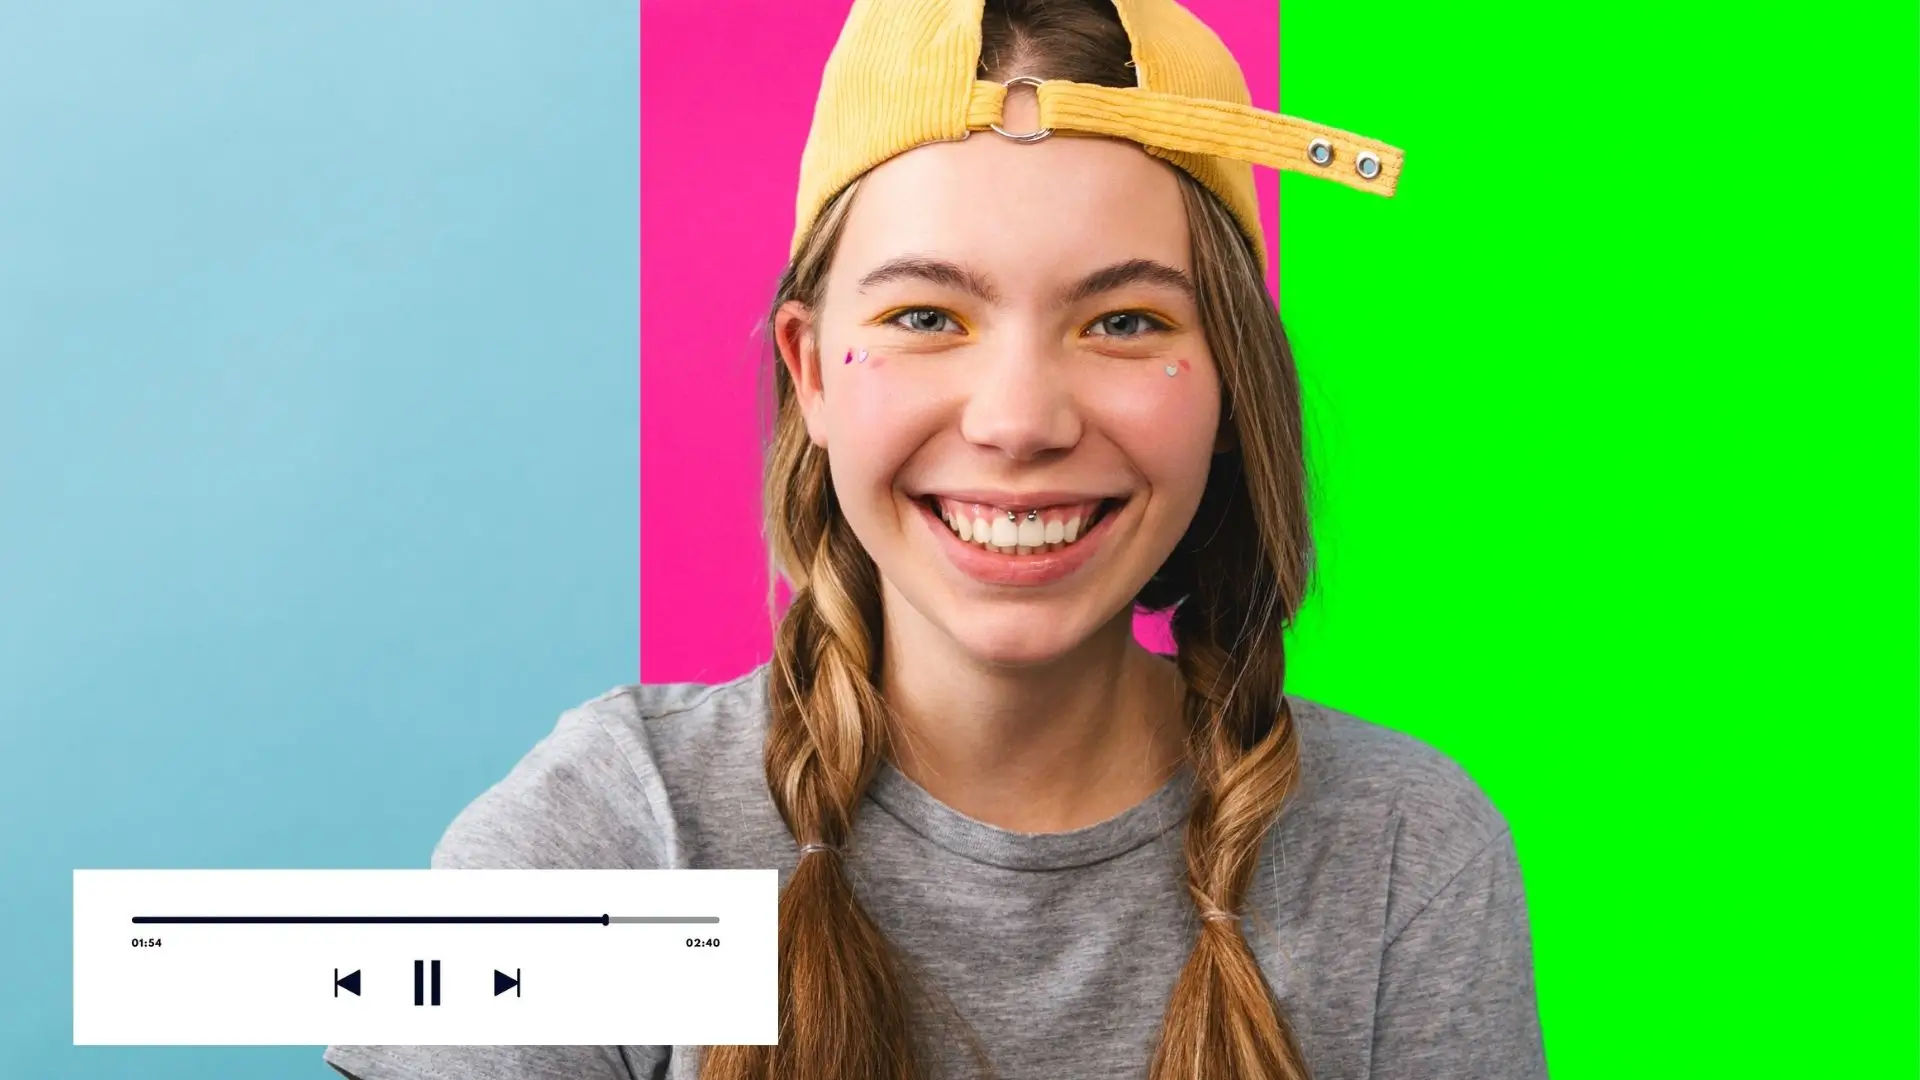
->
[935,498,1105,553]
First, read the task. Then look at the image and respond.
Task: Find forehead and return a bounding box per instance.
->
[830,132,1192,289]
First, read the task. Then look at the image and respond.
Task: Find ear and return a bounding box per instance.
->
[774,300,829,447]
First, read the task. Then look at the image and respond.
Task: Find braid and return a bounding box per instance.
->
[1149,631,1311,1080]
[765,510,888,846]
[701,449,923,1079]
[1143,140,1320,1080]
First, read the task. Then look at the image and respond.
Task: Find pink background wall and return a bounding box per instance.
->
[641,0,1281,683]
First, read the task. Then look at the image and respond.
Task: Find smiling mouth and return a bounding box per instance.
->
[919,495,1124,555]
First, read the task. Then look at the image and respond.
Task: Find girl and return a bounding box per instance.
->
[328,1,1546,1077]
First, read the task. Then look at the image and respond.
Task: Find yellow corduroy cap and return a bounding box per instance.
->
[792,0,1404,274]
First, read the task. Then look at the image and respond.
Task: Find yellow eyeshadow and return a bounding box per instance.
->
[871,306,971,334]
[1083,309,1181,334]
[868,306,1179,336]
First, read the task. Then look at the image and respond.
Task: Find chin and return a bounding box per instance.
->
[937,608,1108,670]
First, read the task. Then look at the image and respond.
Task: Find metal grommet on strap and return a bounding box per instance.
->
[1306,138,1333,167]
[1355,150,1381,180]
[990,75,1054,143]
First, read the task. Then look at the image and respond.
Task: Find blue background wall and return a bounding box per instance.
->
[0,5,638,1075]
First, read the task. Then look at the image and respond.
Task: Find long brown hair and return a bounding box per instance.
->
[700,2,1316,1077]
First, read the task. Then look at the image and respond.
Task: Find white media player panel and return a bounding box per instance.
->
[74,869,777,1046]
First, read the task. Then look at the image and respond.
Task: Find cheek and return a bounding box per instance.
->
[819,355,1220,493]
[820,362,947,491]
[1081,360,1221,476]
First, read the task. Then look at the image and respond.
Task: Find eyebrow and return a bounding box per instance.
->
[855,256,1195,308]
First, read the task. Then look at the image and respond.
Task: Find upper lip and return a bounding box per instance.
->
[915,489,1124,509]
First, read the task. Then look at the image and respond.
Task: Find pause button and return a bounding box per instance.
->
[413,960,441,1006]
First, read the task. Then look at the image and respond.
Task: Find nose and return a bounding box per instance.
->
[956,344,1083,461]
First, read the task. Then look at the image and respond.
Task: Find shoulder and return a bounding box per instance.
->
[431,667,774,870]
[607,666,774,781]
[1282,694,1514,932]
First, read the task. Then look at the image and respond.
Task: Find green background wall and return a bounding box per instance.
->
[1279,2,1918,1074]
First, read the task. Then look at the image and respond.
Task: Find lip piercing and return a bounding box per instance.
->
[1026,510,1038,521]
[1007,510,1017,521]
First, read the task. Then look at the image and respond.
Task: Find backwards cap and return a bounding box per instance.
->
[793,0,1404,273]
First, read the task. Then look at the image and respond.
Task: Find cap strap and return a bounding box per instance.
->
[967,78,1403,197]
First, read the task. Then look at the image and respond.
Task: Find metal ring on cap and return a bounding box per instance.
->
[1306,138,1333,167]
[1355,150,1381,180]
[990,76,1054,143]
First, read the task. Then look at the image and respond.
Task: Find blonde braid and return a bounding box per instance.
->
[701,409,924,1080]
[1150,630,1311,1080]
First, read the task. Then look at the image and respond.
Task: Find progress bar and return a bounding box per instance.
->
[130,914,720,925]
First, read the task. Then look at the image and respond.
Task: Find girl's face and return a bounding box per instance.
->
[781,106,1226,669]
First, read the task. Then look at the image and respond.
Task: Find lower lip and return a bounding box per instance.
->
[917,499,1119,587]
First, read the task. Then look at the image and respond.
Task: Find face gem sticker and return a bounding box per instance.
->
[844,348,870,365]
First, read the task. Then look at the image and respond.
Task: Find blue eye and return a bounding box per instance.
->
[885,308,1169,337]
[890,308,960,334]
[1088,312,1169,338]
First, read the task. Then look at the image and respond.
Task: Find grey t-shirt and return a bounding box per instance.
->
[326,667,1547,1079]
